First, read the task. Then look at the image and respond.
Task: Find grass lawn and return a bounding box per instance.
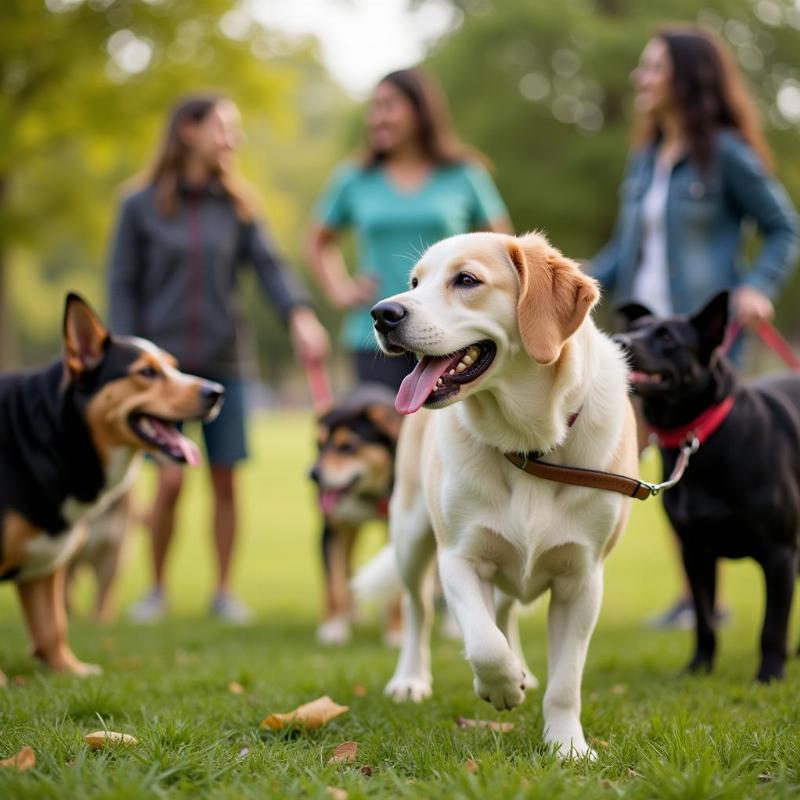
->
[2,411,800,798]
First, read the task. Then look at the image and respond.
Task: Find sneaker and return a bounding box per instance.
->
[210,592,254,625]
[645,598,732,630]
[128,589,166,624]
[645,597,695,630]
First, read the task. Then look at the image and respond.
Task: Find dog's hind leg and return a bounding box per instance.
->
[542,564,603,760]
[385,495,436,702]
[17,566,101,676]
[495,590,538,689]
[756,546,794,682]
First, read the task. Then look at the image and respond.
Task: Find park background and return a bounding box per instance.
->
[2,2,800,798]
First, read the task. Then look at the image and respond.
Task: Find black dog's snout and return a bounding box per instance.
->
[371,301,407,334]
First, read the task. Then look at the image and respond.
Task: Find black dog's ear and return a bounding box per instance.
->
[690,291,729,360]
[615,301,654,330]
[63,292,110,379]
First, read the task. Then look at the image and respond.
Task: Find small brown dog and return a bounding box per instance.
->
[310,384,402,644]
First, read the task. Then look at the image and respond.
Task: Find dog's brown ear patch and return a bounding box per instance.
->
[63,293,110,378]
[365,404,402,440]
[508,235,599,365]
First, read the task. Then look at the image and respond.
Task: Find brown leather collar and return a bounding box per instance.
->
[504,452,652,500]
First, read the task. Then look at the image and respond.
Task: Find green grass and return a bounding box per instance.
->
[2,412,800,798]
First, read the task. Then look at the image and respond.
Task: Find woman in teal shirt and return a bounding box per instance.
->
[308,67,511,389]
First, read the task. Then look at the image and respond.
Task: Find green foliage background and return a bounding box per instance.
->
[4,0,800,381]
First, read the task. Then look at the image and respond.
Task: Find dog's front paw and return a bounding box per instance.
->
[472,656,527,711]
[683,652,713,676]
[317,617,352,646]
[756,654,785,683]
[384,675,432,703]
[521,669,539,690]
[544,719,595,761]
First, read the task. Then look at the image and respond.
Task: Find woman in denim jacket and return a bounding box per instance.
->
[590,25,799,629]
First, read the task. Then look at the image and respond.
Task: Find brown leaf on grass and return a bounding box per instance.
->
[261,696,348,731]
[228,681,244,695]
[359,765,374,777]
[464,758,479,774]
[352,684,367,697]
[591,738,609,748]
[326,788,348,800]
[456,717,515,733]
[84,731,139,750]
[327,741,358,764]
[609,684,627,695]
[0,746,35,771]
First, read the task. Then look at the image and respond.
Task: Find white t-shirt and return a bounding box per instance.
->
[631,158,673,315]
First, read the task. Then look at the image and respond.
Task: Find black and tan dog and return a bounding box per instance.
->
[0,293,222,677]
[309,384,402,644]
[615,291,800,682]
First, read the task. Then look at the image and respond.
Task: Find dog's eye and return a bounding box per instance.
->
[655,328,673,345]
[454,272,480,288]
[338,442,357,455]
[137,366,159,379]
[410,277,419,289]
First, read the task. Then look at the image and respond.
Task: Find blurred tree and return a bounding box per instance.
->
[417,0,800,327]
[2,0,352,378]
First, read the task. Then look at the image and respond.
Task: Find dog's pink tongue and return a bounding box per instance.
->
[395,355,453,415]
[150,419,202,467]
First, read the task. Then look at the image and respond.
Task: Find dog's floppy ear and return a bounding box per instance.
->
[364,403,402,441]
[690,290,729,361]
[615,301,654,330]
[507,234,599,365]
[63,292,110,379]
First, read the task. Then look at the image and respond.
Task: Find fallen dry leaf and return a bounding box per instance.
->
[228,681,244,695]
[0,746,35,771]
[328,741,358,764]
[464,758,479,774]
[609,684,627,695]
[84,731,139,750]
[591,738,609,748]
[326,788,348,800]
[352,684,367,697]
[261,695,348,731]
[359,765,374,777]
[456,717,515,733]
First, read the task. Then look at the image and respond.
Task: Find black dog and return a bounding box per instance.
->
[615,291,800,682]
[0,293,222,677]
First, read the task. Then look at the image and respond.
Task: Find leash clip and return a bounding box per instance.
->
[644,436,699,497]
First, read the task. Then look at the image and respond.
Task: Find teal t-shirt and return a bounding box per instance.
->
[315,161,508,350]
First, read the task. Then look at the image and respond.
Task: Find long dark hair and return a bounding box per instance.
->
[634,25,772,171]
[144,93,256,220]
[363,68,490,169]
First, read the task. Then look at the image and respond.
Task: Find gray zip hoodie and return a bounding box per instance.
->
[108,181,309,380]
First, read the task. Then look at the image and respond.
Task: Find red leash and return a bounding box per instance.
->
[721,319,800,371]
[302,358,334,414]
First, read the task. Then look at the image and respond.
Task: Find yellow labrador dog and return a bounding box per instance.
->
[365,231,637,758]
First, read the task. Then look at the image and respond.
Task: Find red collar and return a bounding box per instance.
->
[648,396,735,449]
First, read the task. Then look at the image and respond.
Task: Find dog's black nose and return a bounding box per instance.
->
[371,301,407,334]
[201,382,224,405]
[309,465,321,484]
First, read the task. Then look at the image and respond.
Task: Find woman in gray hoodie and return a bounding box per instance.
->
[108,94,329,623]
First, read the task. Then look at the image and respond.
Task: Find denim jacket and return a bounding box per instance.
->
[590,130,799,313]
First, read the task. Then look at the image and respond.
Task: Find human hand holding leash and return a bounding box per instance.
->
[732,285,774,327]
[289,306,330,364]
